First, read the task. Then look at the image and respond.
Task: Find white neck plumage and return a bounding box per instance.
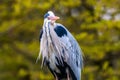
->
[38,20,68,67]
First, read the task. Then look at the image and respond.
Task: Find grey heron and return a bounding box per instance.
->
[37,11,83,80]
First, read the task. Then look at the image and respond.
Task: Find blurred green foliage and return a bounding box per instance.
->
[0,0,120,80]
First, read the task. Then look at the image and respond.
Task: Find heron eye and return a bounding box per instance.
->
[48,17,51,20]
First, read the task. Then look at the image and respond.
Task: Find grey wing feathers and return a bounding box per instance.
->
[67,31,83,68]
[55,23,83,68]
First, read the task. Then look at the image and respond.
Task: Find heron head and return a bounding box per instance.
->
[44,11,60,24]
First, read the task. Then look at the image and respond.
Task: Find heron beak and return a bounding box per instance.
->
[48,16,60,21]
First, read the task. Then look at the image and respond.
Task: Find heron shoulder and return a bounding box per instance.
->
[54,24,67,37]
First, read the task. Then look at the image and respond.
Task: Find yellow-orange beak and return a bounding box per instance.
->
[48,16,60,21]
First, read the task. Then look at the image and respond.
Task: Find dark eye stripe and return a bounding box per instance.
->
[44,13,49,18]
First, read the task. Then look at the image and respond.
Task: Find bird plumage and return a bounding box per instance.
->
[37,11,83,80]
